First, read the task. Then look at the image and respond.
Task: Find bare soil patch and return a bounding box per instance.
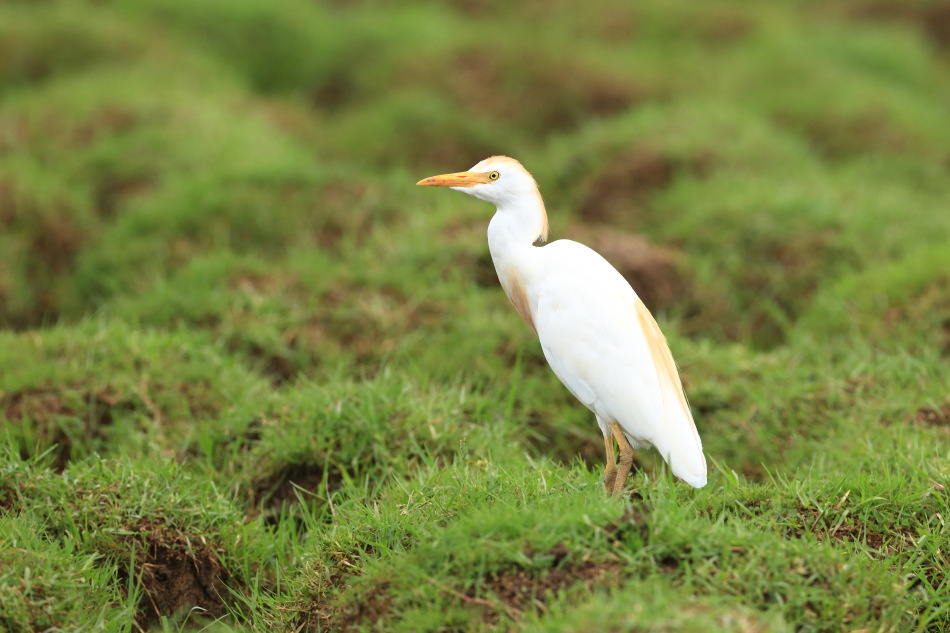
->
[443,47,641,134]
[120,522,231,630]
[308,506,646,631]
[882,278,950,354]
[521,408,604,469]
[0,192,86,328]
[232,338,299,385]
[474,552,623,625]
[2,386,124,470]
[845,0,950,50]
[311,181,395,249]
[221,274,449,381]
[781,502,917,559]
[318,581,393,633]
[318,284,447,367]
[250,462,340,521]
[575,147,712,225]
[783,109,914,159]
[683,227,847,347]
[914,400,950,429]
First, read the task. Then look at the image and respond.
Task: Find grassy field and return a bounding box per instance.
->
[2,0,950,631]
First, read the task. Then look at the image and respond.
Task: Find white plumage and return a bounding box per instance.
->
[418,156,706,492]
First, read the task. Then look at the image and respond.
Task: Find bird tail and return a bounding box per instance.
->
[634,299,707,488]
[655,389,707,488]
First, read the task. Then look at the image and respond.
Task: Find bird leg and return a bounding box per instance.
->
[609,422,635,495]
[602,433,617,492]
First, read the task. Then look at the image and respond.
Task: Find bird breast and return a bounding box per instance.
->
[499,265,538,335]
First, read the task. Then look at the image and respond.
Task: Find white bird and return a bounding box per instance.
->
[418,156,706,493]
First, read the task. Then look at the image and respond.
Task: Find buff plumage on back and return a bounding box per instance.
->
[633,298,705,486]
[535,188,549,242]
[634,299,692,423]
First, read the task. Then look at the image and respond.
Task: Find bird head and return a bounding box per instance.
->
[416,156,538,207]
[417,155,549,242]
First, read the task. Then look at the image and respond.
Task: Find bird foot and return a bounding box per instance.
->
[603,467,617,493]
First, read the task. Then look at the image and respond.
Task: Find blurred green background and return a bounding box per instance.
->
[1,0,949,631]
[2,0,948,353]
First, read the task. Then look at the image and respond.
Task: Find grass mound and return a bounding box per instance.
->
[0,319,268,468]
[0,450,269,630]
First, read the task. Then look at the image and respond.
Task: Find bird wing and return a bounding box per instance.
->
[529,240,706,486]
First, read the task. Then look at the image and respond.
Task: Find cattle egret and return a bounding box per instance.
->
[418,156,706,493]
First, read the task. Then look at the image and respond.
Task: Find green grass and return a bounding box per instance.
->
[1,0,949,631]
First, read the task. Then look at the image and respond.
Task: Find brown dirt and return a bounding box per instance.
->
[0,177,17,228]
[2,386,122,470]
[3,379,230,466]
[310,71,359,113]
[521,409,604,469]
[315,580,393,633]
[322,548,625,631]
[914,400,950,428]
[466,516,648,626]
[295,504,652,633]
[122,522,230,630]
[0,178,88,328]
[844,0,950,50]
[684,227,848,347]
[0,482,15,513]
[783,504,916,558]
[29,202,84,274]
[312,181,395,249]
[232,338,300,385]
[442,47,641,134]
[474,552,623,625]
[67,106,138,147]
[92,172,153,219]
[2,106,137,153]
[881,278,950,354]
[225,270,306,383]
[694,11,755,44]
[296,542,389,633]
[604,503,650,539]
[575,147,713,225]
[250,463,340,520]
[221,274,451,380]
[308,507,646,631]
[4,106,145,218]
[25,206,84,312]
[814,518,915,556]
[569,226,689,312]
[317,284,447,368]
[785,109,914,159]
[4,388,76,422]
[228,270,298,295]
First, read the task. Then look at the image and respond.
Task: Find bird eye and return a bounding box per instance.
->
[488,171,500,180]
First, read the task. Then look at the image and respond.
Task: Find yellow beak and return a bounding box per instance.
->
[416,171,491,188]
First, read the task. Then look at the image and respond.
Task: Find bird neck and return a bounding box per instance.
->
[486,194,548,265]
